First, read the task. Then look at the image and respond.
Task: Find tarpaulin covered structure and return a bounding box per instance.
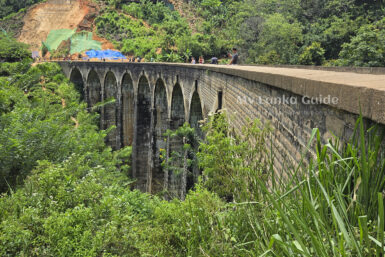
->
[70,32,101,54]
[43,30,101,54]
[85,50,127,60]
[44,29,75,51]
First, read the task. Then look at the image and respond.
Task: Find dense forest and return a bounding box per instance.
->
[2,0,385,256]
[1,0,385,66]
[90,0,385,66]
[0,0,43,19]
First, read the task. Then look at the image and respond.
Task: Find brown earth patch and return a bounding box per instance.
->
[17,0,114,54]
[18,0,89,52]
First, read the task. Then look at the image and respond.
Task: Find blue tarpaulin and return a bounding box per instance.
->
[85,50,127,60]
[32,51,40,58]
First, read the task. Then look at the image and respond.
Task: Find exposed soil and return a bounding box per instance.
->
[18,0,114,54]
[92,26,115,50]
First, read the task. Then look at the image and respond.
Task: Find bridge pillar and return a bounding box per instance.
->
[104,71,119,150]
[86,70,102,128]
[152,79,169,194]
[116,80,122,149]
[121,74,135,147]
[189,90,204,186]
[134,75,152,191]
[168,83,186,198]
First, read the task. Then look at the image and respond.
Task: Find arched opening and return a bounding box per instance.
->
[70,68,85,100]
[170,83,185,130]
[87,70,102,127]
[121,73,134,147]
[153,79,168,193]
[169,83,185,198]
[104,71,118,149]
[189,91,203,135]
[135,75,151,191]
[188,90,204,189]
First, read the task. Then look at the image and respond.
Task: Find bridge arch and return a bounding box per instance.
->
[121,73,135,147]
[170,83,185,130]
[86,69,102,127]
[168,82,186,198]
[188,90,204,187]
[153,78,169,193]
[69,67,85,100]
[104,71,119,149]
[189,90,204,134]
[135,75,152,191]
[86,70,101,106]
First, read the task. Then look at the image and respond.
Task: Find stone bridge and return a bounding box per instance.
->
[58,61,385,197]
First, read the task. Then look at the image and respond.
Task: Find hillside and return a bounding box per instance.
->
[18,0,91,52]
[1,0,114,56]
[2,0,384,66]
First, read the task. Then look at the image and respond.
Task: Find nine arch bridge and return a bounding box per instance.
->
[59,61,385,197]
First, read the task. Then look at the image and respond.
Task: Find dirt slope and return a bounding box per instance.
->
[18,0,114,53]
[18,0,90,52]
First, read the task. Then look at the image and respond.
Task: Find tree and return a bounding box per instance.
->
[0,0,44,19]
[251,13,303,64]
[339,19,385,67]
[201,0,222,8]
[0,33,30,62]
[299,42,325,65]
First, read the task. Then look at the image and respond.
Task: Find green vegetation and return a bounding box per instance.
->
[2,1,385,256]
[2,80,385,255]
[0,33,30,62]
[94,0,385,66]
[2,34,385,254]
[95,0,229,61]
[339,18,385,67]
[0,35,130,191]
[2,0,385,66]
[0,0,43,19]
[0,8,26,37]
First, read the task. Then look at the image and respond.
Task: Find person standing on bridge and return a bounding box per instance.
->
[228,48,239,65]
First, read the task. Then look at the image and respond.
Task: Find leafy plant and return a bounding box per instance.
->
[299,42,325,65]
[0,33,30,62]
[339,18,385,67]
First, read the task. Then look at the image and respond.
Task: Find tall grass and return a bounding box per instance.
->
[193,113,385,256]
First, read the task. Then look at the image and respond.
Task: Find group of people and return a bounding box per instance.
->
[34,48,240,64]
[190,48,239,65]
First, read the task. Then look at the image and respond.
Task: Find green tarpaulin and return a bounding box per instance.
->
[70,31,101,54]
[44,29,75,51]
[43,29,102,54]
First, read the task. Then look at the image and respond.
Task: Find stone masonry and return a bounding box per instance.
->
[59,61,385,193]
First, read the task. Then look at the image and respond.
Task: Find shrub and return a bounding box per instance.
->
[0,34,31,62]
[299,42,325,65]
[339,18,385,67]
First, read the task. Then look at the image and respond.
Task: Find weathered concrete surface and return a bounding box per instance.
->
[59,61,385,194]
[175,64,385,125]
